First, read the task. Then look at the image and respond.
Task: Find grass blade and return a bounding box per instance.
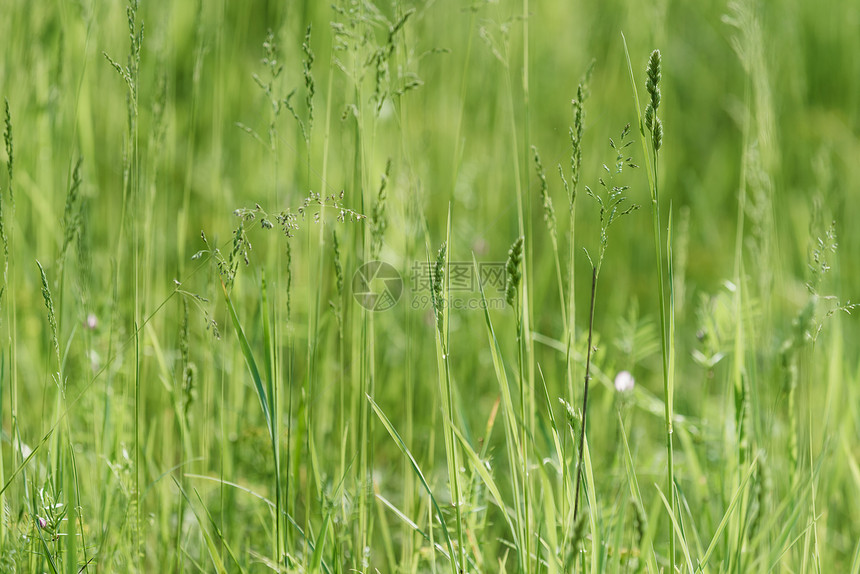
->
[699,455,758,570]
[617,413,658,574]
[655,484,694,573]
[367,393,458,571]
[221,281,272,438]
[172,477,228,574]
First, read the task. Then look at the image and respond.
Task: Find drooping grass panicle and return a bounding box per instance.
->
[585,124,639,274]
[198,227,247,290]
[801,206,859,339]
[478,19,511,69]
[203,192,364,307]
[371,9,416,113]
[294,189,366,225]
[231,221,252,269]
[571,122,638,529]
[806,199,837,295]
[505,236,524,309]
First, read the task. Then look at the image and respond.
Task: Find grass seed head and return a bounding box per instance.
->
[631,498,646,547]
[532,146,557,240]
[564,512,588,569]
[505,236,524,309]
[61,158,84,262]
[303,24,315,135]
[653,116,663,151]
[432,242,446,334]
[644,102,654,131]
[36,260,60,371]
[180,298,196,416]
[4,98,12,193]
[370,160,392,258]
[332,229,344,298]
[645,50,663,151]
[646,49,662,112]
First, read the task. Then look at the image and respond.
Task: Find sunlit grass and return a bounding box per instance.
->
[0,0,858,572]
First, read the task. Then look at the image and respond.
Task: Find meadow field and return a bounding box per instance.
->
[0,0,858,572]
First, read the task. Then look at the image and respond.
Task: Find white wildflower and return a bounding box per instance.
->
[614,370,635,392]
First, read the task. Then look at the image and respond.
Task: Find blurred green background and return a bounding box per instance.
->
[0,0,858,571]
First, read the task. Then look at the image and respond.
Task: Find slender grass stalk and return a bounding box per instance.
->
[335,6,375,562]
[319,18,341,566]
[390,3,419,564]
[2,97,18,559]
[490,17,536,570]
[105,1,144,564]
[451,6,476,200]
[260,274,284,566]
[431,223,466,573]
[504,236,530,573]
[177,0,204,271]
[557,70,590,549]
[520,0,536,486]
[474,253,525,564]
[569,123,639,558]
[36,260,66,569]
[54,154,90,572]
[572,267,596,523]
[289,25,319,569]
[622,38,676,570]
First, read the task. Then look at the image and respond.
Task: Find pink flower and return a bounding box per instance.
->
[86,313,98,330]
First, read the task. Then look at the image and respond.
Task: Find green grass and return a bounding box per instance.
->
[0,0,859,571]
